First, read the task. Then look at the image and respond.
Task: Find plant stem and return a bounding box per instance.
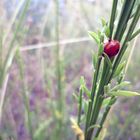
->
[95,96,116,137]
[16,50,33,140]
[1,0,31,88]
[85,60,110,139]
[114,0,136,41]
[109,0,118,39]
[77,88,83,140]
[85,56,102,138]
[54,0,64,139]
[77,89,83,126]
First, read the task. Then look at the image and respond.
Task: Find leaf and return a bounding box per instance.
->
[83,100,88,114]
[113,61,126,78]
[111,81,130,91]
[102,97,117,107]
[88,31,100,45]
[80,76,85,86]
[104,26,110,38]
[87,124,101,132]
[98,43,104,55]
[103,52,112,69]
[80,76,91,98]
[110,90,140,97]
[102,97,111,106]
[92,53,98,68]
[83,86,91,98]
[101,17,107,27]
[73,93,79,101]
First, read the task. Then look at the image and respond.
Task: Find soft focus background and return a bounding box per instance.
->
[0,0,140,140]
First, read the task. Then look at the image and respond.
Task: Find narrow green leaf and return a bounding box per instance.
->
[110,90,140,97]
[102,97,111,106]
[92,53,98,68]
[80,76,85,86]
[104,26,110,38]
[101,18,107,27]
[72,93,79,101]
[98,43,104,55]
[103,52,112,69]
[88,31,100,45]
[79,76,90,98]
[83,86,91,98]
[111,81,130,91]
[113,61,126,78]
[83,100,88,114]
[87,124,101,132]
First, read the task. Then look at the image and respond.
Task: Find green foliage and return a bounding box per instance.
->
[76,0,140,140]
[88,31,100,45]
[111,81,130,91]
[110,90,140,97]
[113,61,126,78]
[103,52,112,69]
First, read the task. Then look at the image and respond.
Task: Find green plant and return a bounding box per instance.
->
[0,0,31,139]
[0,0,30,123]
[74,0,140,140]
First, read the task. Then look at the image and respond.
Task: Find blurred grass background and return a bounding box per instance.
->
[0,0,140,140]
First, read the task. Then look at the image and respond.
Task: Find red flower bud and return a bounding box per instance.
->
[104,40,120,58]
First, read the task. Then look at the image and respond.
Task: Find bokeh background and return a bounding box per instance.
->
[0,0,140,140]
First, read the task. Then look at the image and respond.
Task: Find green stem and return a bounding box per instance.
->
[114,0,136,41]
[95,73,125,138]
[16,50,33,140]
[54,0,64,139]
[85,60,110,139]
[1,0,31,87]
[85,56,102,137]
[77,88,83,140]
[109,0,118,39]
[77,89,83,126]
[95,96,116,138]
